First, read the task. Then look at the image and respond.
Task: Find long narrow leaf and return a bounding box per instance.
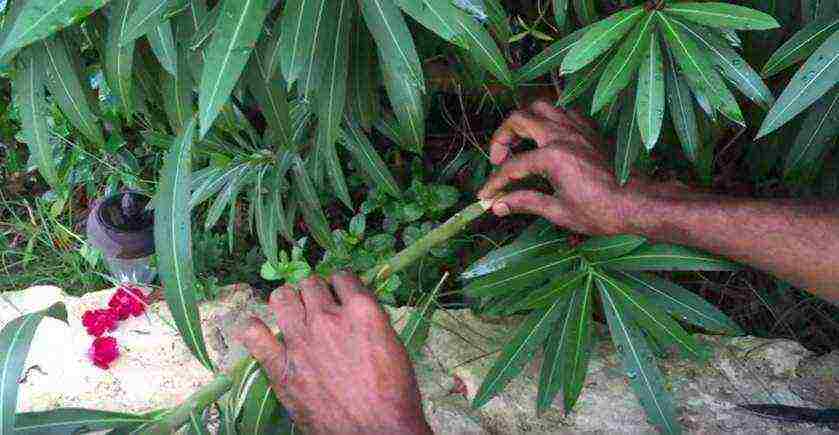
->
[635,31,665,150]
[14,409,154,435]
[161,42,193,133]
[598,282,681,435]
[14,49,57,188]
[197,0,270,137]
[762,16,839,77]
[37,34,104,145]
[154,117,214,371]
[596,243,739,271]
[346,18,380,130]
[591,12,655,114]
[461,219,566,280]
[105,0,137,119]
[316,0,355,210]
[658,12,744,126]
[472,296,569,408]
[665,47,700,162]
[397,0,469,48]
[757,30,839,138]
[674,19,774,109]
[515,28,584,83]
[291,155,334,249]
[560,6,644,75]
[614,89,641,185]
[0,302,67,435]
[0,0,107,58]
[617,271,742,334]
[595,271,703,360]
[464,250,579,298]
[664,2,779,31]
[561,275,594,412]
[785,86,839,177]
[147,20,177,76]
[122,0,187,43]
[361,0,426,150]
[341,118,402,198]
[579,235,646,262]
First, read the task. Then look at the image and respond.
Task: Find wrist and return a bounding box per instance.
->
[616,180,669,237]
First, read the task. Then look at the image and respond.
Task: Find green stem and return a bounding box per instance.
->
[147,200,491,432]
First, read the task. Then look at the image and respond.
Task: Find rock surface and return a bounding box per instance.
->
[5,285,837,434]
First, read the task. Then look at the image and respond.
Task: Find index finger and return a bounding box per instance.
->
[489,110,557,165]
[478,147,560,200]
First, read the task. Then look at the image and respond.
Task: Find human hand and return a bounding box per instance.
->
[478,100,654,236]
[239,273,431,435]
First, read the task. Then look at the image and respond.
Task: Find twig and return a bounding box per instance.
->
[146,200,492,433]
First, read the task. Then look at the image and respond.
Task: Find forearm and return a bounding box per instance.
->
[627,190,839,304]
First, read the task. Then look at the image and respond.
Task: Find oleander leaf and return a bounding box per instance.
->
[452,10,513,86]
[594,271,704,360]
[591,12,654,114]
[291,155,334,249]
[204,165,252,230]
[596,243,739,272]
[560,49,611,106]
[658,12,744,126]
[278,0,327,87]
[785,86,839,178]
[197,0,270,137]
[397,0,469,48]
[361,0,426,150]
[560,275,594,412]
[461,219,566,280]
[122,0,187,44]
[673,19,774,109]
[598,281,681,435]
[346,17,380,130]
[635,31,665,150]
[509,270,587,311]
[37,34,104,145]
[0,302,67,435]
[254,166,278,265]
[580,235,646,262]
[187,410,210,435]
[614,90,642,185]
[161,42,193,133]
[572,0,597,26]
[105,0,137,119]
[190,163,244,209]
[617,271,743,335]
[245,31,293,149]
[147,20,177,76]
[536,279,575,415]
[560,6,644,75]
[154,117,214,371]
[665,47,700,162]
[0,0,107,58]
[762,16,839,77]
[341,119,402,198]
[757,29,839,138]
[553,0,568,29]
[515,27,584,83]
[14,49,57,188]
[14,409,154,435]
[236,366,292,434]
[316,0,355,210]
[464,250,580,298]
[664,2,780,31]
[472,296,569,408]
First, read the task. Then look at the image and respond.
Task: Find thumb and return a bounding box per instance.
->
[491,190,569,227]
[238,317,290,392]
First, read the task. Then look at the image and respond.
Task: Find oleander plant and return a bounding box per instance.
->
[1,0,837,434]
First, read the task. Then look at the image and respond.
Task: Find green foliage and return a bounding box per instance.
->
[3,1,839,433]
[463,234,741,434]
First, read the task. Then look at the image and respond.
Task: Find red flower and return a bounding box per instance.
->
[108,286,149,320]
[81,308,119,337]
[89,336,120,369]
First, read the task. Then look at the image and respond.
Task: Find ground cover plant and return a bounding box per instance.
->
[0,0,838,434]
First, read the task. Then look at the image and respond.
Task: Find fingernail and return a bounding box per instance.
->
[494,202,510,217]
